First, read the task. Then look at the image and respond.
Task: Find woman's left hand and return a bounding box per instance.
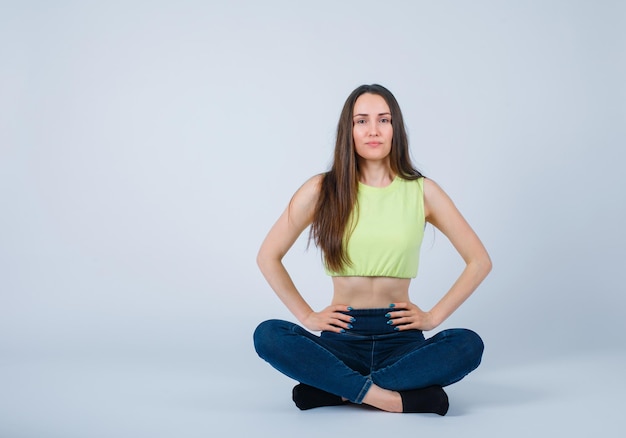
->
[386,302,438,332]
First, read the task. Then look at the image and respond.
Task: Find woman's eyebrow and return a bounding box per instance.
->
[353,112,392,118]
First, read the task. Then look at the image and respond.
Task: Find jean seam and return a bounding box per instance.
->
[370,336,376,374]
[354,378,372,404]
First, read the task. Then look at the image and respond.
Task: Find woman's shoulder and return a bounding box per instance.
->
[423,176,445,197]
[421,176,435,190]
[290,173,325,208]
[422,176,446,195]
[422,177,458,220]
[298,173,324,195]
[305,173,325,187]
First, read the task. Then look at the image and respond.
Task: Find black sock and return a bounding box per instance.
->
[292,383,345,410]
[399,385,449,415]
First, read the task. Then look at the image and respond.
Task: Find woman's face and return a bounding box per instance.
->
[352,93,393,162]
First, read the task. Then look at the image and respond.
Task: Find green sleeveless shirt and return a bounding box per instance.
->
[325,177,425,279]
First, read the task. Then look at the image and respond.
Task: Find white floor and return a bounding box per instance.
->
[1,347,624,438]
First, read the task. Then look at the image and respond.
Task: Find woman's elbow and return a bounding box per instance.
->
[481,252,493,276]
[256,248,269,271]
[468,250,492,278]
[256,246,282,273]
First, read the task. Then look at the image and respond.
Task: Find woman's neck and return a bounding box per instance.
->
[358,160,395,187]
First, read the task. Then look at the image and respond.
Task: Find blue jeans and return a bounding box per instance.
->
[253,308,484,404]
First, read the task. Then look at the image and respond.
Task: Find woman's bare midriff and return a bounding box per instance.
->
[331,276,411,309]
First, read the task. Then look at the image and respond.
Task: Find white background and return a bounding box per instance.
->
[1,1,625,437]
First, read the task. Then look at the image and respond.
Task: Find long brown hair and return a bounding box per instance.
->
[310,84,423,272]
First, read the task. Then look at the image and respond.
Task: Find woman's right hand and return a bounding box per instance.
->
[302,304,355,333]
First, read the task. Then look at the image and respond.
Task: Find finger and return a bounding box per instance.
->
[332,304,353,313]
[389,302,409,310]
[393,316,414,325]
[393,323,410,332]
[330,317,354,330]
[330,322,353,333]
[386,318,408,331]
[386,310,409,318]
[329,305,356,323]
[333,312,357,323]
[326,324,345,333]
[389,313,419,326]
[320,317,346,333]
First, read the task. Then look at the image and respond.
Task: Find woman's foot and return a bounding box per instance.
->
[362,384,449,415]
[292,383,448,415]
[399,385,449,415]
[292,383,346,410]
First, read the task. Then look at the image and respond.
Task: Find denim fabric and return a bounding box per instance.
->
[254,308,484,404]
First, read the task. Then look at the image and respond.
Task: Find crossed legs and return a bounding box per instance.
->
[254,319,483,414]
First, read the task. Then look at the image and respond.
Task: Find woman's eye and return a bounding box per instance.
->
[380,118,390,124]
[356,119,366,124]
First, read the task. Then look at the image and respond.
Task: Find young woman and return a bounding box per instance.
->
[253,84,491,415]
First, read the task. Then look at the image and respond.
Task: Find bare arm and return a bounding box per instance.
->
[389,178,492,331]
[257,175,353,332]
[423,178,492,326]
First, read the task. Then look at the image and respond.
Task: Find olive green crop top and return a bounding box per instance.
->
[325,177,425,279]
